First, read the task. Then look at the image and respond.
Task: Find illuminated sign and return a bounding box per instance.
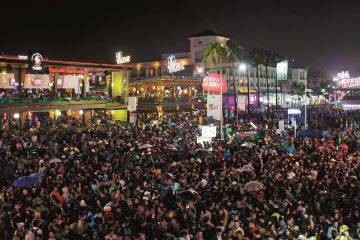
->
[18,55,28,60]
[276,60,288,81]
[202,73,227,94]
[49,67,87,74]
[30,53,43,71]
[336,71,350,80]
[201,125,217,138]
[9,78,18,86]
[32,78,43,86]
[167,55,184,73]
[288,108,301,115]
[116,51,131,64]
[337,77,360,89]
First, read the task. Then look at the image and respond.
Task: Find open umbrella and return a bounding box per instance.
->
[321,131,331,138]
[244,181,264,192]
[298,130,318,138]
[241,164,254,172]
[140,144,153,149]
[13,173,44,187]
[164,144,178,151]
[241,142,255,148]
[49,158,62,164]
[179,189,200,201]
[192,148,211,156]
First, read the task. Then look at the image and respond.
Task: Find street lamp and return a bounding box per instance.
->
[239,64,247,72]
[239,63,251,114]
[197,67,204,74]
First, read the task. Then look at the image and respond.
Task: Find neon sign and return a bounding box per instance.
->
[337,77,360,89]
[116,51,131,64]
[336,71,350,80]
[18,55,28,60]
[49,67,87,74]
[167,55,184,73]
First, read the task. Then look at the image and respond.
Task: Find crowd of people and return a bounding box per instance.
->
[0,107,359,240]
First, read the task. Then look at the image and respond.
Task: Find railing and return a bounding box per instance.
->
[0,97,125,104]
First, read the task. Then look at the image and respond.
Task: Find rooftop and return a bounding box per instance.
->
[190,29,229,38]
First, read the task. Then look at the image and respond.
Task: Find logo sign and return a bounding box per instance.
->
[116,51,131,64]
[167,55,184,73]
[202,73,227,94]
[276,60,288,81]
[18,55,28,60]
[336,71,350,80]
[30,53,44,71]
[337,77,360,89]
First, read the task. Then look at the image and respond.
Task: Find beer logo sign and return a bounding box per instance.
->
[31,53,43,71]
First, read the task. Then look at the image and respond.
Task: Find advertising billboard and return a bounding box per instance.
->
[276,60,288,81]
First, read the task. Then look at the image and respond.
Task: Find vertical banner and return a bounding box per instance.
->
[237,95,246,111]
[276,60,288,81]
[128,96,138,112]
[279,120,285,132]
[207,94,222,121]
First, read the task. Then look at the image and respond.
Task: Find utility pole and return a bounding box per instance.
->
[304,68,308,130]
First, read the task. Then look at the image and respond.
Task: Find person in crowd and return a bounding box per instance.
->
[0,106,358,239]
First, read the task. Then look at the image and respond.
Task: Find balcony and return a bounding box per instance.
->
[0,98,127,113]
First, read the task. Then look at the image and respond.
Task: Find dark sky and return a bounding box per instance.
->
[1,0,359,77]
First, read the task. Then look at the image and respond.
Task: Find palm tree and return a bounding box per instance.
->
[226,39,245,118]
[201,42,229,73]
[249,48,266,112]
[264,50,280,112]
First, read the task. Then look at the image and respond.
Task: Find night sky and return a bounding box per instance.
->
[1,0,359,77]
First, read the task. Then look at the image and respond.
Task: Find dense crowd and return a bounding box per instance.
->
[0,107,359,240]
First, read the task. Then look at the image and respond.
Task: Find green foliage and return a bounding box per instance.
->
[201,42,229,68]
[292,82,305,95]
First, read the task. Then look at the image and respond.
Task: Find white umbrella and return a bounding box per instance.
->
[49,158,62,164]
[241,142,255,148]
[140,144,153,149]
[244,181,264,192]
[165,144,178,151]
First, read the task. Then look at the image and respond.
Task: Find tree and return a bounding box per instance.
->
[249,48,266,111]
[201,42,229,70]
[292,82,305,95]
[226,39,245,118]
[226,39,245,63]
[264,50,280,111]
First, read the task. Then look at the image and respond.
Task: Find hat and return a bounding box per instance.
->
[103,205,111,211]
[18,222,25,228]
[271,213,280,221]
[340,225,349,232]
[292,225,300,231]
[80,200,86,206]
[215,226,223,233]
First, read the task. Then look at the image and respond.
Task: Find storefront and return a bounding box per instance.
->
[0,53,131,100]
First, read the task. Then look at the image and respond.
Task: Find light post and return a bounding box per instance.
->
[304,68,308,130]
[239,63,251,115]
